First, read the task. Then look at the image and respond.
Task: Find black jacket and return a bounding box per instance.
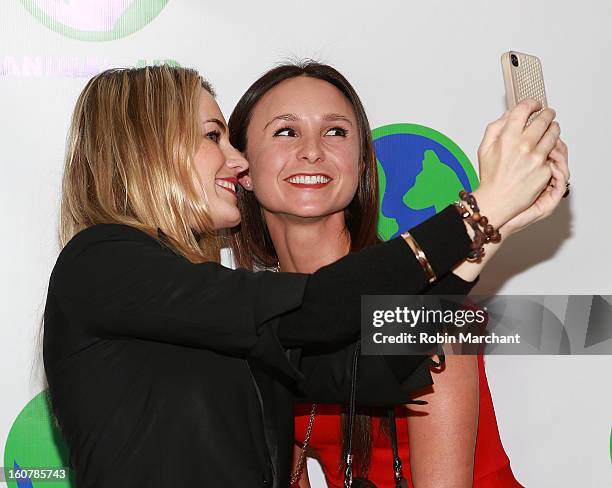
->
[43,205,477,487]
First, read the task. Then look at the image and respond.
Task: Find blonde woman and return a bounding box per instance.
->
[44,65,559,487]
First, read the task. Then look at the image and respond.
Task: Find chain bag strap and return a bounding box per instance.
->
[290,402,317,487]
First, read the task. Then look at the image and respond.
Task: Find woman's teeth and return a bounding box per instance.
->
[287,175,331,184]
[216,180,236,192]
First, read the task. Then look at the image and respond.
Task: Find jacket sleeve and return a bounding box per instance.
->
[277,204,474,348]
[423,270,480,295]
[375,270,480,396]
[51,204,471,382]
[51,224,309,358]
[289,271,480,406]
[292,345,435,406]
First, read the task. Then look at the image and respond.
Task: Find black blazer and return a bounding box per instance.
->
[43,205,476,487]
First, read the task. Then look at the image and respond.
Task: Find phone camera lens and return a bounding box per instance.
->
[511,54,519,67]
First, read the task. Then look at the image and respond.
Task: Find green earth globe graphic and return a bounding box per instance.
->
[20,0,169,41]
[373,124,480,241]
[3,391,74,487]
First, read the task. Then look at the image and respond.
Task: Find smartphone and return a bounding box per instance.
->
[501,51,548,124]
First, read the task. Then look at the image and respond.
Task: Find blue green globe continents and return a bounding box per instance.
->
[373,124,480,242]
[3,391,74,487]
[20,0,169,41]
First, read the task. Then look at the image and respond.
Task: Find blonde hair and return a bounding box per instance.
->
[60,65,221,263]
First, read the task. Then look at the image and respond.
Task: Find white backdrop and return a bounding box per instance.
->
[1,1,611,486]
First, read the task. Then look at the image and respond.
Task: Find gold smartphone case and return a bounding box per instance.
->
[501,51,548,124]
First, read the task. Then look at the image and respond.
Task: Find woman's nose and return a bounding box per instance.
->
[225,145,249,174]
[226,156,249,175]
[298,136,324,164]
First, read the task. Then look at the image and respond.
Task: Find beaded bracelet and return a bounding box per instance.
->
[453,190,501,262]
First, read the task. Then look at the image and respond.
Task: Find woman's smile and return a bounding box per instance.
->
[215,176,238,196]
[284,173,333,189]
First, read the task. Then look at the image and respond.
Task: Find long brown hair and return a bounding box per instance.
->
[228,60,383,476]
[60,65,221,262]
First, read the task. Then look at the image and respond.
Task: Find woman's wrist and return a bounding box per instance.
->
[469,187,508,230]
[400,205,476,285]
[453,190,504,263]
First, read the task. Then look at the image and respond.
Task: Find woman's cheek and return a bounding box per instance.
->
[340,178,360,209]
[337,156,360,204]
[253,185,271,209]
[250,153,287,211]
[252,177,284,213]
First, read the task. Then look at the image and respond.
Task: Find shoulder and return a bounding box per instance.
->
[59,223,165,260]
[51,224,171,288]
[64,223,159,251]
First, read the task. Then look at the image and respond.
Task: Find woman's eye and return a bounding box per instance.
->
[206,130,221,143]
[326,127,347,137]
[273,127,297,137]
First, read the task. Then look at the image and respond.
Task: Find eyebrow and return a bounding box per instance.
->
[263,113,354,130]
[264,113,298,130]
[203,118,227,132]
[323,113,353,126]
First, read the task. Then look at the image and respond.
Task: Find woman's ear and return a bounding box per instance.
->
[238,173,254,192]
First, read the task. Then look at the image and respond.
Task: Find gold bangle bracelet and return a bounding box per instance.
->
[401,231,437,284]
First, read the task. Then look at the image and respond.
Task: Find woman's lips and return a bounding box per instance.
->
[215,177,237,196]
[284,173,332,189]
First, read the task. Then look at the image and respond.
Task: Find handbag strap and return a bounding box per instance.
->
[290,403,317,487]
[387,408,407,488]
[343,344,408,488]
[343,342,361,488]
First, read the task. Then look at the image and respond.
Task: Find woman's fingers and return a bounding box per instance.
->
[555,137,568,157]
[534,121,561,161]
[476,100,566,228]
[549,146,570,182]
[503,99,543,138]
[523,108,557,149]
[530,162,566,225]
[547,161,568,205]
[478,110,509,156]
[485,110,510,138]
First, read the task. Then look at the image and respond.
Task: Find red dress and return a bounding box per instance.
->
[294,353,523,487]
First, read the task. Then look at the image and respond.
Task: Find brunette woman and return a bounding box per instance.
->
[228,62,569,487]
